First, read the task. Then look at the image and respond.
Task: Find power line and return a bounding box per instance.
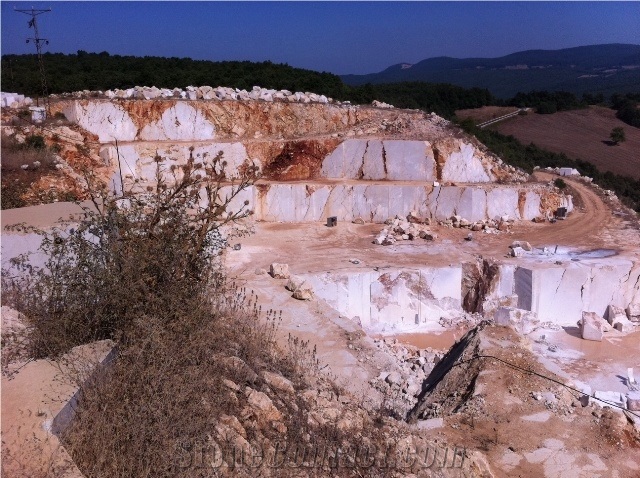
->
[451,354,640,418]
[15,6,51,110]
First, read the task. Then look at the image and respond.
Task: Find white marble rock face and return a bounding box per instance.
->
[440,142,493,183]
[321,139,437,181]
[139,102,215,141]
[382,140,435,181]
[320,139,498,183]
[157,183,550,223]
[65,102,138,142]
[515,260,640,325]
[298,267,462,333]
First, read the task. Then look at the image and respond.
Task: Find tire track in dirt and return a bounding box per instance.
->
[529,172,615,250]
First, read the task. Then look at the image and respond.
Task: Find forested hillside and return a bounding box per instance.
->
[341,44,640,98]
[1,52,497,118]
[1,52,348,100]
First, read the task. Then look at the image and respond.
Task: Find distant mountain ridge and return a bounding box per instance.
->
[341,44,640,98]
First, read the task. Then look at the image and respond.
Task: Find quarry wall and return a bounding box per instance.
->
[515,258,640,325]
[295,258,640,333]
[217,182,569,223]
[56,98,572,223]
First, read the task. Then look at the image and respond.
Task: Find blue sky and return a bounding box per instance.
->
[2,2,639,74]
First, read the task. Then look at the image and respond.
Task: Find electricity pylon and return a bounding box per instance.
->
[15,6,51,108]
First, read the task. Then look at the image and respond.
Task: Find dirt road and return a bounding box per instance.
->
[525,172,639,253]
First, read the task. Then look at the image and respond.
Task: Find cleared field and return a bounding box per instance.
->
[455,106,519,124]
[491,106,640,179]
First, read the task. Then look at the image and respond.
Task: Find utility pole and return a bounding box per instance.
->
[15,6,51,109]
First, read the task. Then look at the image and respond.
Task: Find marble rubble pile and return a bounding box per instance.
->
[370,100,394,109]
[439,214,514,233]
[372,212,518,246]
[48,85,377,106]
[372,213,437,246]
[369,337,447,414]
[494,306,540,334]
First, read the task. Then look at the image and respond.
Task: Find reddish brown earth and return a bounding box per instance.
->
[491,106,640,179]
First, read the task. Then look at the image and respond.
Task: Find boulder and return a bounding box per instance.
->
[510,247,525,257]
[511,241,532,252]
[626,303,640,323]
[627,391,640,411]
[418,230,437,241]
[141,87,161,99]
[580,312,609,341]
[285,275,306,292]
[222,379,241,392]
[373,234,387,245]
[498,221,510,231]
[292,283,314,301]
[284,275,313,300]
[352,217,365,225]
[221,356,258,384]
[269,263,290,279]
[606,304,634,332]
[262,371,295,394]
[396,221,411,234]
[246,389,282,421]
[494,307,539,334]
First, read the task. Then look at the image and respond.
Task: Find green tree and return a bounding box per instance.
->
[610,127,626,145]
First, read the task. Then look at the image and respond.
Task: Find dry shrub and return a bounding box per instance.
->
[1,132,59,209]
[61,290,290,477]
[3,149,258,358]
[1,133,57,171]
